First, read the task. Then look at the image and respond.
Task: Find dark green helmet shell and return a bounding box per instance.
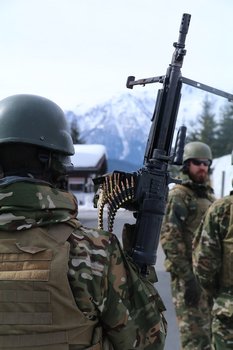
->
[183,141,212,162]
[0,94,74,155]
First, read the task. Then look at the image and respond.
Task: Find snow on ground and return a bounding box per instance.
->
[212,154,233,198]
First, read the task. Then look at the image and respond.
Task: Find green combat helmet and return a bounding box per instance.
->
[0,94,74,155]
[183,141,212,163]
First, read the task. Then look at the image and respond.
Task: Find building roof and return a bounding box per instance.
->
[71,144,107,169]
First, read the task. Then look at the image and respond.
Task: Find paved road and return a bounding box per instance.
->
[78,208,181,350]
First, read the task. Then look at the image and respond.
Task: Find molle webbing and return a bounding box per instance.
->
[0,331,68,348]
[0,247,52,282]
[0,332,102,349]
[0,289,51,325]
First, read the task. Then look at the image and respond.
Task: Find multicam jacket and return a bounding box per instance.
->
[160,174,215,281]
[193,193,233,318]
[0,177,166,350]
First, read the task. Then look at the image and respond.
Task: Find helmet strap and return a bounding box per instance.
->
[37,150,54,183]
[38,150,70,189]
[38,151,52,169]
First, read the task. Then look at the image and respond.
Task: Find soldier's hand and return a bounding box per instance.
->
[184,276,201,307]
[122,223,136,254]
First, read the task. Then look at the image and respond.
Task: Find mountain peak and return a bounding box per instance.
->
[65,87,224,167]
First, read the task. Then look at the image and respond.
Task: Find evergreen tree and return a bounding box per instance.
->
[186,95,218,157]
[70,118,85,144]
[215,103,233,157]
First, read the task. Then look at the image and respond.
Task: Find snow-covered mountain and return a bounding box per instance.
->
[65,91,153,168]
[65,85,226,171]
[65,85,232,198]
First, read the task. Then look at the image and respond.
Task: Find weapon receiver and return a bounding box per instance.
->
[93,13,233,274]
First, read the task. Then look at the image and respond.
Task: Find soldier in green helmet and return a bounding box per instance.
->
[193,150,233,349]
[160,141,216,350]
[0,94,167,350]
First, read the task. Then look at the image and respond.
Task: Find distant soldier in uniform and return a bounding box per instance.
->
[193,151,233,350]
[160,141,215,350]
[0,94,167,350]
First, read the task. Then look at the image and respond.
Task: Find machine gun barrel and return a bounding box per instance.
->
[127,14,191,272]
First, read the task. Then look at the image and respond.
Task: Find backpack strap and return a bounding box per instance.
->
[47,220,81,243]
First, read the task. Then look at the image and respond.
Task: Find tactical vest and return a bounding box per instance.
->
[0,222,102,350]
[221,198,233,288]
[170,184,214,258]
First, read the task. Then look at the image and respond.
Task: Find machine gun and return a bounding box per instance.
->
[93,13,233,275]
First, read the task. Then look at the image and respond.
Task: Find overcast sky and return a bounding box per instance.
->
[0,0,233,110]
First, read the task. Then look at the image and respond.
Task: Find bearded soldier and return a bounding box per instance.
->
[160,141,215,350]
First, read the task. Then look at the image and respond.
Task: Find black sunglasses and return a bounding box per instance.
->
[190,159,211,167]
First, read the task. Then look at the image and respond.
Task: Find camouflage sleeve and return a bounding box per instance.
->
[193,198,227,297]
[68,226,167,350]
[160,191,193,280]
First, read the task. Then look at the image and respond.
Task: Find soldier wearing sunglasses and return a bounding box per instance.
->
[160,141,215,350]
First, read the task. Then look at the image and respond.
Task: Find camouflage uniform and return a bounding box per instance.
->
[193,193,233,350]
[0,178,167,350]
[160,174,215,350]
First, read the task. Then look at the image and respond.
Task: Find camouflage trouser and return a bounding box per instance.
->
[211,316,233,349]
[171,275,212,350]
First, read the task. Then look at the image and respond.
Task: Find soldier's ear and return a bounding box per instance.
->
[181,161,189,174]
